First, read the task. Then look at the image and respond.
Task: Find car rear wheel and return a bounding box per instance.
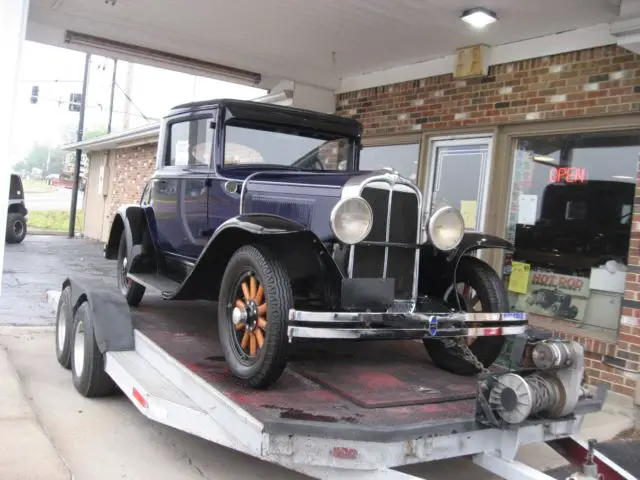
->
[423,256,509,376]
[6,213,27,244]
[218,245,292,389]
[117,231,145,306]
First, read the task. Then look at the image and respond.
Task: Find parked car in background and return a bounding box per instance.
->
[7,173,27,244]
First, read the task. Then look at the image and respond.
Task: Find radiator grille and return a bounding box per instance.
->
[351,185,419,299]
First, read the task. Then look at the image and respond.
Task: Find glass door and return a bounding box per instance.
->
[426,136,493,232]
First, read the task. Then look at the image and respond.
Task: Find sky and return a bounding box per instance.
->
[12,41,267,165]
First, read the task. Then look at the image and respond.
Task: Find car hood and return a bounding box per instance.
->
[230,169,376,242]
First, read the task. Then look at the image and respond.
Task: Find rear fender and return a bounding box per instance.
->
[104,205,155,272]
[418,232,513,297]
[173,214,343,307]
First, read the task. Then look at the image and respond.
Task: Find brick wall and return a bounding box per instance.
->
[336,45,640,134]
[337,45,640,398]
[103,143,157,229]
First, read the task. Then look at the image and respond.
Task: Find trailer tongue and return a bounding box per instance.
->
[55,277,620,479]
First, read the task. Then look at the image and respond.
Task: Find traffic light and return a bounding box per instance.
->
[69,93,82,112]
[30,86,39,104]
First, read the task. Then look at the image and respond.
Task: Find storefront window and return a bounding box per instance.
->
[504,131,640,338]
[359,143,420,183]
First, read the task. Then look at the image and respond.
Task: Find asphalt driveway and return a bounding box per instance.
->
[1,234,113,325]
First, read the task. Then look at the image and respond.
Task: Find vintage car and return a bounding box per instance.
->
[103,99,527,388]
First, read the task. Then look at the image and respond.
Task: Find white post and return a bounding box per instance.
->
[0,0,30,296]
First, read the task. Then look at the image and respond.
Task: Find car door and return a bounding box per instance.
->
[153,112,215,262]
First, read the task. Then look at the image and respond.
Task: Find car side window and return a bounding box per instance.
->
[165,117,213,169]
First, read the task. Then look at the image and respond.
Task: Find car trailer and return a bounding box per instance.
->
[54,276,631,480]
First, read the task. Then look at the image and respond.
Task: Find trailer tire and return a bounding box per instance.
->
[6,213,27,244]
[55,286,73,369]
[218,245,292,389]
[117,231,145,307]
[423,256,509,376]
[70,301,116,397]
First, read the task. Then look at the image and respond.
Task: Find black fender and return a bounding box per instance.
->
[104,205,156,273]
[418,232,513,297]
[61,276,134,353]
[170,213,343,307]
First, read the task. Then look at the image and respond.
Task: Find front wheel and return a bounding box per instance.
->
[218,245,292,389]
[423,256,509,376]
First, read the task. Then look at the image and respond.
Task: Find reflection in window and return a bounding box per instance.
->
[166,117,213,168]
[359,143,420,183]
[223,125,354,171]
[504,131,640,339]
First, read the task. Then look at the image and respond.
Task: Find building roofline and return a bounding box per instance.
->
[61,122,160,151]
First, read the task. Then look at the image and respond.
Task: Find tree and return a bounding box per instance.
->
[14,143,66,177]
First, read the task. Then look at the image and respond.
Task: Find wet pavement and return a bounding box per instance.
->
[1,234,114,325]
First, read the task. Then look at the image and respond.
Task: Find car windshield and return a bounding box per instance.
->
[223,124,355,171]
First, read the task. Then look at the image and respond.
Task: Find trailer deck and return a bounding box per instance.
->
[131,298,483,439]
[59,278,610,479]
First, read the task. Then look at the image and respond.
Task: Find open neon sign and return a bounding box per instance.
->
[549,167,587,183]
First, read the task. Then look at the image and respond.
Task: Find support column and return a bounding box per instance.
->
[0,0,30,295]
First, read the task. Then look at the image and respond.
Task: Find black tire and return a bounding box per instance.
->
[218,245,292,389]
[55,286,74,369]
[117,231,145,307]
[6,213,26,244]
[423,256,509,376]
[70,301,116,397]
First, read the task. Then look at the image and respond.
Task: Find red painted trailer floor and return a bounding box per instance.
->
[131,298,484,439]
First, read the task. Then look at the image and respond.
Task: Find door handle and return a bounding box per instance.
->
[199,229,214,237]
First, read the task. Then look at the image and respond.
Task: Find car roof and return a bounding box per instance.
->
[167,98,363,138]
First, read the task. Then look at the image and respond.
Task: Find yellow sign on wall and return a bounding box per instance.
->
[508,261,531,294]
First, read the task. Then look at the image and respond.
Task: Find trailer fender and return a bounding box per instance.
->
[172,214,343,304]
[61,276,134,353]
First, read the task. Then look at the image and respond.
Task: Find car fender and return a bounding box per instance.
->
[418,232,513,296]
[171,213,343,304]
[104,204,150,261]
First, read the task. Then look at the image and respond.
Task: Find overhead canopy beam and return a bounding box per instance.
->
[609,0,640,54]
[63,31,263,87]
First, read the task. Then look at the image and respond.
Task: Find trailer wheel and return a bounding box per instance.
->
[117,231,145,306]
[70,301,116,397]
[218,245,292,389]
[6,213,27,244]
[55,286,73,369]
[423,256,509,376]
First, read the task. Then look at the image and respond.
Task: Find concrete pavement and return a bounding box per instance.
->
[0,342,70,479]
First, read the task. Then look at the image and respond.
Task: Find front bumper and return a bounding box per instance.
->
[287,309,527,341]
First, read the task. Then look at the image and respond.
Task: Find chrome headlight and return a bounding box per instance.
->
[427,206,465,251]
[330,197,373,244]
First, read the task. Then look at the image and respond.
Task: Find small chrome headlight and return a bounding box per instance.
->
[428,206,465,251]
[330,197,373,245]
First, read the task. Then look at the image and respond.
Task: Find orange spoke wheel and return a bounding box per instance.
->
[231,273,268,359]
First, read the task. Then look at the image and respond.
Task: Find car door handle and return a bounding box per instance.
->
[199,229,214,237]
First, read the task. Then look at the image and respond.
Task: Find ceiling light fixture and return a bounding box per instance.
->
[461,7,498,29]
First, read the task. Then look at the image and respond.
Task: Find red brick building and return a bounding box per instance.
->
[74,44,640,399]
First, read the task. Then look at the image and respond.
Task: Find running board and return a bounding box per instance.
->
[127,273,180,296]
[104,349,245,452]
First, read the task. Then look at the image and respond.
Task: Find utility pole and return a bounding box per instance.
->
[107,58,117,133]
[68,52,90,238]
